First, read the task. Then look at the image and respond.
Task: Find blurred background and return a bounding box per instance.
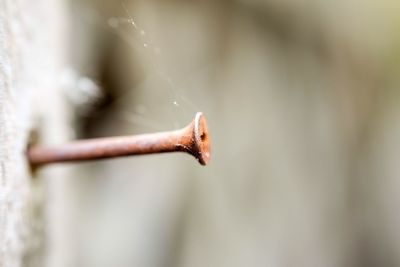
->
[62,0,400,266]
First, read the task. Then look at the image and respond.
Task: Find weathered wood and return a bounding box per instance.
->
[0,1,71,266]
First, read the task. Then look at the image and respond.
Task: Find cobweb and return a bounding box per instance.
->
[104,2,201,131]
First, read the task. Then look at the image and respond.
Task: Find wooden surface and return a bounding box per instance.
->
[0,1,72,266]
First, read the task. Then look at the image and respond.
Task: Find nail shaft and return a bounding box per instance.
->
[28,112,210,167]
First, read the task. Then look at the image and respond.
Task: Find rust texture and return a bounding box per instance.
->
[28,112,211,167]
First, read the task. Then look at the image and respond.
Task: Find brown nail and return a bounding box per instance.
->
[28,112,211,167]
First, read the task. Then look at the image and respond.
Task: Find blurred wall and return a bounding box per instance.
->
[0,0,74,266]
[70,0,400,266]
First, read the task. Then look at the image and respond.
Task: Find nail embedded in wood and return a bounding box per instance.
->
[27,112,211,167]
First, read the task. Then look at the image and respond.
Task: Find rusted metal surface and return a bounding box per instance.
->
[28,112,211,167]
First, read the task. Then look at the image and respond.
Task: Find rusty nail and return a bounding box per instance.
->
[28,112,211,167]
